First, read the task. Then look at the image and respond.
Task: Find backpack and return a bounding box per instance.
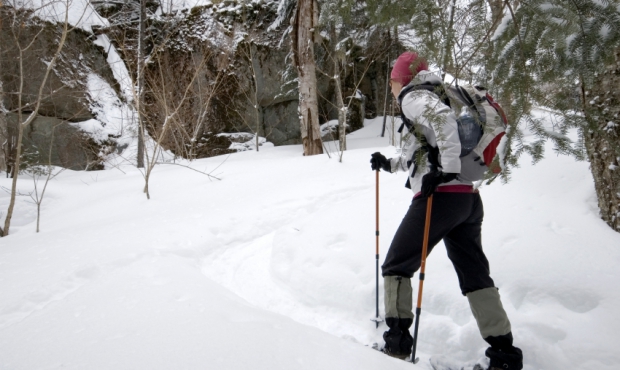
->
[397,81,508,176]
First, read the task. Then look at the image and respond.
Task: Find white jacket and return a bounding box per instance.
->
[389,71,472,194]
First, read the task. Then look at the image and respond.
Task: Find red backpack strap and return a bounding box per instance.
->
[485,93,508,126]
[483,132,505,173]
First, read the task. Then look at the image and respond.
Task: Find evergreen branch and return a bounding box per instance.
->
[454,1,507,80]
[505,0,527,73]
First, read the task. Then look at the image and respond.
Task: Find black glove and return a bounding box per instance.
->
[370,152,391,172]
[420,171,458,197]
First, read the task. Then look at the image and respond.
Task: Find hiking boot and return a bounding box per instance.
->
[382,317,413,360]
[381,346,409,360]
[485,346,523,370]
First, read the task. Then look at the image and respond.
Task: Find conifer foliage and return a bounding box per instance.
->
[490,0,620,232]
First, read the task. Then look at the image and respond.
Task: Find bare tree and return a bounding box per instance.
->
[323,22,348,155]
[1,0,81,237]
[136,0,146,168]
[246,41,262,152]
[233,1,266,152]
[102,6,227,196]
[27,126,65,233]
[234,37,267,152]
[139,44,229,159]
[318,27,391,162]
[139,50,221,199]
[291,0,323,156]
[0,81,7,174]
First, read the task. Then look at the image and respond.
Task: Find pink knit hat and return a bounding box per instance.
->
[390,52,428,86]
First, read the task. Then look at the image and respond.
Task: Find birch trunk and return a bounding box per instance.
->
[291,0,323,156]
[334,60,346,153]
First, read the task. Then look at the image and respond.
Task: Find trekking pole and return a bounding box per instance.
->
[371,169,383,328]
[411,194,433,364]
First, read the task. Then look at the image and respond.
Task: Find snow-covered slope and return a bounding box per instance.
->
[0,116,619,370]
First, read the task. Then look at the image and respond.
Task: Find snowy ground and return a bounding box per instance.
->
[1,116,619,370]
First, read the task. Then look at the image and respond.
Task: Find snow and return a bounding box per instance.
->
[320,119,348,138]
[1,116,620,370]
[491,10,512,42]
[75,73,135,154]
[85,36,139,165]
[600,24,611,39]
[159,0,213,14]
[8,0,108,33]
[398,27,418,49]
[218,133,273,151]
[606,121,617,133]
[268,0,293,31]
[92,35,135,103]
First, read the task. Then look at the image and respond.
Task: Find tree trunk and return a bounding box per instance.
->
[0,102,6,174]
[291,0,323,156]
[136,0,146,168]
[2,4,69,236]
[0,22,6,176]
[334,59,346,153]
[586,50,620,233]
[4,45,27,236]
[249,43,261,152]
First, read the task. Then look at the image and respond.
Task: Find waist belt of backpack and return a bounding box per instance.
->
[414,185,478,199]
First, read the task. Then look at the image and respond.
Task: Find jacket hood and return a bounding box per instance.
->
[397,71,443,103]
[408,71,443,86]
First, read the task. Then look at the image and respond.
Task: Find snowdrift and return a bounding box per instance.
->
[1,116,619,370]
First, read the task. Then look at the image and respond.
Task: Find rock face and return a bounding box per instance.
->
[137,2,306,152]
[6,114,108,170]
[0,7,122,172]
[0,8,118,122]
[1,2,395,171]
[587,50,620,233]
[138,1,394,151]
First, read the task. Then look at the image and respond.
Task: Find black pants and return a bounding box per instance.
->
[382,193,523,368]
[382,192,495,295]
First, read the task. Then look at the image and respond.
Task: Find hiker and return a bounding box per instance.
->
[370,51,523,370]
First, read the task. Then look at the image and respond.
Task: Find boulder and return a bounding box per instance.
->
[0,8,119,122]
[7,114,108,171]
